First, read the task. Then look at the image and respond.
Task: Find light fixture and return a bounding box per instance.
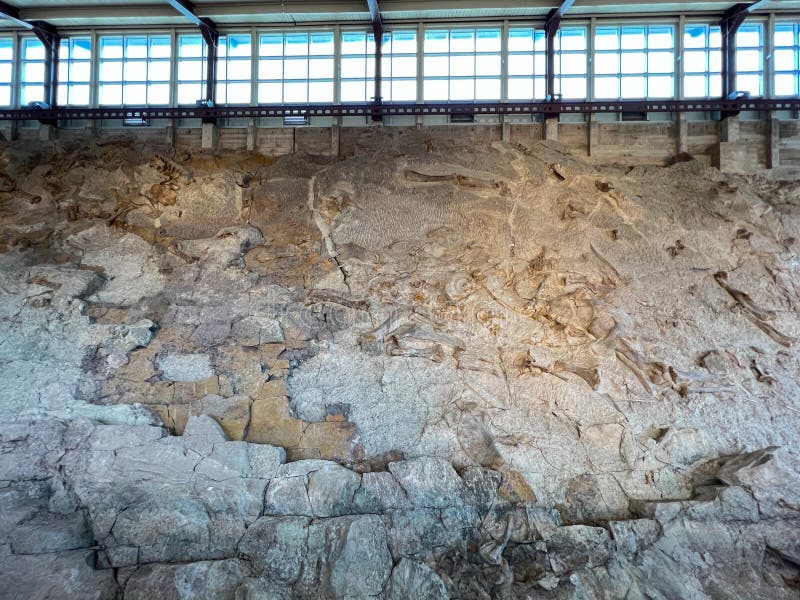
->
[123,116,149,127]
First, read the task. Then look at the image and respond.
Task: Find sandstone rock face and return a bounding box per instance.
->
[0,133,798,597]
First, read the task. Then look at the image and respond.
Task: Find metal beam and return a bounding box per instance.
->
[0,1,32,29]
[3,98,800,123]
[367,0,384,119]
[544,0,575,101]
[165,0,219,107]
[720,1,771,101]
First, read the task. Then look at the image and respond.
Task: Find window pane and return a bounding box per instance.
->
[99,61,121,82]
[178,83,201,104]
[227,35,251,57]
[99,83,122,104]
[450,79,473,100]
[123,61,147,81]
[595,76,620,98]
[125,37,147,59]
[560,55,586,75]
[450,30,475,53]
[0,63,12,82]
[260,34,283,57]
[341,80,365,101]
[736,25,761,47]
[424,56,448,77]
[149,61,171,81]
[123,83,147,102]
[392,31,417,54]
[342,57,367,78]
[310,33,334,55]
[391,56,416,77]
[621,52,646,74]
[476,29,501,52]
[684,75,707,97]
[560,78,586,99]
[71,61,91,82]
[621,26,646,50]
[342,32,366,54]
[475,54,500,76]
[595,28,619,51]
[648,26,673,49]
[648,51,674,74]
[0,38,12,62]
[775,73,796,96]
[736,74,761,95]
[450,55,474,76]
[23,39,45,60]
[72,38,91,60]
[509,54,534,76]
[149,37,170,58]
[20,85,44,104]
[509,28,534,52]
[100,37,123,59]
[226,81,251,102]
[648,75,673,97]
[22,62,44,83]
[595,53,619,75]
[179,60,204,81]
[684,25,707,49]
[736,49,761,72]
[560,27,587,51]
[309,58,333,79]
[309,80,333,102]
[424,31,448,53]
[284,81,307,102]
[620,75,645,98]
[684,50,707,72]
[0,86,11,105]
[180,35,204,58]
[775,49,796,72]
[509,77,534,99]
[227,60,251,80]
[774,24,795,47]
[148,83,170,104]
[389,79,416,101]
[709,51,722,72]
[476,77,500,99]
[285,33,308,56]
[424,78,448,100]
[258,82,282,103]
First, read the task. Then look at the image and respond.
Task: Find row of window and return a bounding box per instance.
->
[1,22,798,107]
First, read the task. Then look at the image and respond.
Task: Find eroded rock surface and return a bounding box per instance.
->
[0,133,798,598]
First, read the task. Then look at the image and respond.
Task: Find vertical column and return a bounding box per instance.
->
[501,20,510,141]
[768,110,780,168]
[416,22,424,128]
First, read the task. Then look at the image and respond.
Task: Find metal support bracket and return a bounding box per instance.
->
[544,0,574,118]
[720,1,770,117]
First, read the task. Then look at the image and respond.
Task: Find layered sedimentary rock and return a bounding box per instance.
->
[0,132,798,598]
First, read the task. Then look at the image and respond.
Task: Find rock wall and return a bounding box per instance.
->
[0,132,798,598]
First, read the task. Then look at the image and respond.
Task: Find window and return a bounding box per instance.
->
[555,27,588,99]
[339,30,417,102]
[20,38,45,106]
[381,30,417,101]
[177,34,207,105]
[594,25,675,100]
[774,22,799,97]
[98,35,171,106]
[217,34,252,104]
[423,28,501,101]
[0,37,12,106]
[507,27,546,100]
[259,31,334,104]
[57,37,91,106]
[683,24,722,98]
[340,31,375,102]
[735,23,763,96]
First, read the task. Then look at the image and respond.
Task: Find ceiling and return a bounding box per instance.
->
[2,0,799,29]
